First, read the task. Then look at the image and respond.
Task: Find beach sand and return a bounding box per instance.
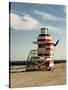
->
[10,63,66,88]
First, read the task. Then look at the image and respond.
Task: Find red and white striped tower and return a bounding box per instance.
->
[33,27,59,70]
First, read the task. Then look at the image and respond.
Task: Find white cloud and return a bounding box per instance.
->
[10,13,40,30]
[34,10,65,21]
[10,12,65,34]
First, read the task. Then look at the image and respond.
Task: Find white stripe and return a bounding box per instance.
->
[37,36,52,40]
[45,45,54,49]
[45,36,52,40]
[49,63,54,67]
[45,55,54,58]
[46,58,51,61]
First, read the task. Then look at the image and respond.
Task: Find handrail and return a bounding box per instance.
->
[26,49,38,61]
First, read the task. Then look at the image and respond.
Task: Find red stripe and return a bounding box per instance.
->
[37,39,52,41]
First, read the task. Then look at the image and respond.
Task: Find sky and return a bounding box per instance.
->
[10,2,66,61]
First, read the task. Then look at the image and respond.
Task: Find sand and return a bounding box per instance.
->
[10,63,66,88]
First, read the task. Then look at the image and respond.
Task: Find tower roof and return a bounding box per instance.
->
[41,27,48,34]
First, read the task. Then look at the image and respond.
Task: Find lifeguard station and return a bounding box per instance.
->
[25,27,59,71]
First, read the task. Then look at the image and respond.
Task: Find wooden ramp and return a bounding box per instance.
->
[25,49,49,71]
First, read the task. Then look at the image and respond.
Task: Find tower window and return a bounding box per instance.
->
[38,44,45,48]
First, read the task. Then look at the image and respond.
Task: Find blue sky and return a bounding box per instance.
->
[10,2,66,61]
